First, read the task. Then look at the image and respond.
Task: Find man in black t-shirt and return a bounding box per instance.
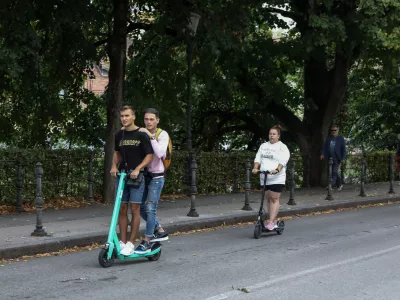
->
[110,105,153,256]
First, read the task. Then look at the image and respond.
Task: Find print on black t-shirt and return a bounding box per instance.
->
[114,129,154,171]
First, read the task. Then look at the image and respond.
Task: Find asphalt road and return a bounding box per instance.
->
[1,205,400,300]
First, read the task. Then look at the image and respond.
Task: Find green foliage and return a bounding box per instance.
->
[346,62,400,150]
[0,0,106,148]
[1,0,400,192]
[0,149,104,204]
[0,149,395,205]
[343,151,397,184]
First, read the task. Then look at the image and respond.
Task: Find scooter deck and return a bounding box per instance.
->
[116,245,161,260]
[261,226,283,233]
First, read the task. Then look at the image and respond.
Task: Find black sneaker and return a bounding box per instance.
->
[150,230,169,242]
[134,240,151,254]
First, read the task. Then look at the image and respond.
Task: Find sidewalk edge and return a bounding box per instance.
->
[1,196,399,260]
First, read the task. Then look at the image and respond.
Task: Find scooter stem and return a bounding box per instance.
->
[106,173,126,247]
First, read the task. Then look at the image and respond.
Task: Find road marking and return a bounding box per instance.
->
[205,244,400,300]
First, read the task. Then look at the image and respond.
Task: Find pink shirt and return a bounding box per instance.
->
[147,130,169,175]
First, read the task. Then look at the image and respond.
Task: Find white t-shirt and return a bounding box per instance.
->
[254,141,290,185]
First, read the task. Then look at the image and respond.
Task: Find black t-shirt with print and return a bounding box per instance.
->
[114,129,153,171]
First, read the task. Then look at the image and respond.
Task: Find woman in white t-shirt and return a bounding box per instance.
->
[252,125,290,230]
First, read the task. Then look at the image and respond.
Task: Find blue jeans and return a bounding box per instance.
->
[115,177,145,204]
[331,159,342,188]
[141,176,165,237]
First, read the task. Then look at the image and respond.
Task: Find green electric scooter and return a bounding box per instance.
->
[98,170,162,268]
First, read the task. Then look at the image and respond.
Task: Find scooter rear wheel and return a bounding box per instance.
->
[98,248,115,268]
[254,224,262,239]
[148,249,162,261]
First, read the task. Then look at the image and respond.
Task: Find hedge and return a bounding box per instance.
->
[0,149,396,204]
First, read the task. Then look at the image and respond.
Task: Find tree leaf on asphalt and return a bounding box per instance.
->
[1,201,396,264]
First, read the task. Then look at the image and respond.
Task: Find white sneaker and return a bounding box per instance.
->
[119,241,126,250]
[120,242,134,256]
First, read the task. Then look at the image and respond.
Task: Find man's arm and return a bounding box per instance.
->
[136,154,153,171]
[113,151,120,167]
[130,153,153,179]
[151,132,169,158]
[130,133,154,179]
[110,151,120,176]
[139,128,168,158]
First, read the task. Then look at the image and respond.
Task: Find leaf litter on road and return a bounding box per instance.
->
[0,201,396,265]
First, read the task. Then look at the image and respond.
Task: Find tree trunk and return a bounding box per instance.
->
[298,53,349,187]
[102,0,129,203]
[267,52,350,187]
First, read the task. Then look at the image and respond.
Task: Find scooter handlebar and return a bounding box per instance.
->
[116,170,133,178]
[257,170,270,174]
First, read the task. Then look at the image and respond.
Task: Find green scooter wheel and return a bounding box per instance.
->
[98,248,115,268]
[148,249,161,261]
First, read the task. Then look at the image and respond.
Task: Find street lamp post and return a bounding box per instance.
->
[186,12,201,217]
[397,134,400,181]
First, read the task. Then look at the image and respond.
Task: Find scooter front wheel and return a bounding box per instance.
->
[276,220,285,235]
[98,248,115,268]
[254,224,262,239]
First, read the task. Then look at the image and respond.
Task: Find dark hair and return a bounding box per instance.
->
[270,124,281,135]
[331,125,339,129]
[144,108,160,118]
[120,105,135,115]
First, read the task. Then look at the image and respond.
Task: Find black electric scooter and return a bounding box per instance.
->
[253,171,285,239]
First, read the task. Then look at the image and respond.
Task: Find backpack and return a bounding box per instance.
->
[155,128,172,169]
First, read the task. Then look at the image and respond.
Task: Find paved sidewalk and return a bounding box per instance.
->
[1,181,399,259]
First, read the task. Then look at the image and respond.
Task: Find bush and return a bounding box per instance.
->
[0,149,103,204]
[0,149,395,204]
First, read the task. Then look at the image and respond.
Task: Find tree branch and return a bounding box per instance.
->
[94,38,109,48]
[234,64,307,136]
[263,7,304,25]
[94,22,178,49]
[127,21,151,32]
[127,21,177,36]
[266,101,307,135]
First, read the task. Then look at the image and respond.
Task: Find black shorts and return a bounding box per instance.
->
[261,184,285,193]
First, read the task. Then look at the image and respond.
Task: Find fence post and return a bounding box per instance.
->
[31,162,47,237]
[359,152,367,197]
[242,159,252,211]
[388,152,395,194]
[233,156,239,193]
[287,160,296,205]
[16,161,25,212]
[325,157,334,200]
[87,152,95,203]
[187,154,199,217]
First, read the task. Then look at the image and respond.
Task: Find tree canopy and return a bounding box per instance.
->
[1,0,399,191]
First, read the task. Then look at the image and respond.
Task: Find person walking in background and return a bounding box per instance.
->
[320,125,347,191]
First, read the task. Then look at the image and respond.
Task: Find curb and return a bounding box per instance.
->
[1,196,399,260]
